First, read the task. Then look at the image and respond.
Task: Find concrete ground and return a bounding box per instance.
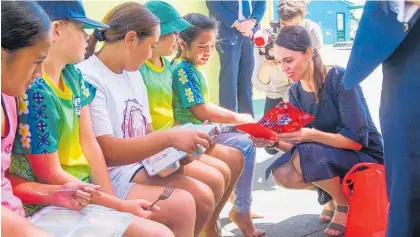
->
[219,46,383,237]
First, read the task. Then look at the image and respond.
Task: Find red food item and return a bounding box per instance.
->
[235,123,277,141]
[235,102,314,138]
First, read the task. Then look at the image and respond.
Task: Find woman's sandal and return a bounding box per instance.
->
[325,206,348,237]
[320,209,334,223]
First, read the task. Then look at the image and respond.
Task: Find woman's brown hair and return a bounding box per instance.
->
[86,2,159,58]
[275,25,326,103]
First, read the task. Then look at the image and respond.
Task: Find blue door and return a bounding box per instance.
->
[336,12,345,42]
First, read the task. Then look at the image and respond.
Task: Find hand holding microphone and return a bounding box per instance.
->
[253,29,270,47]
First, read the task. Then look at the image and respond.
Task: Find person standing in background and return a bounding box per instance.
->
[253,0,322,155]
[206,0,266,117]
[343,1,419,236]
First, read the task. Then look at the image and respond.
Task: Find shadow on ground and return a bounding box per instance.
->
[252,153,281,192]
[221,214,328,237]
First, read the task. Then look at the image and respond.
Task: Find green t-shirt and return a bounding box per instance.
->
[11,64,95,216]
[171,58,209,124]
[140,58,174,131]
[11,64,95,182]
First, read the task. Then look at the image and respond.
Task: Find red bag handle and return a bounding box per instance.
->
[342,163,383,200]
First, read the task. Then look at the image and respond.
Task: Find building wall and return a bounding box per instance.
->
[83,0,274,104]
[273,0,352,44]
[306,1,352,44]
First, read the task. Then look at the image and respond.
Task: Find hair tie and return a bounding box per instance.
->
[93,28,106,42]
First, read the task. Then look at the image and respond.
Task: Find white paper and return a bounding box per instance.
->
[141,123,225,176]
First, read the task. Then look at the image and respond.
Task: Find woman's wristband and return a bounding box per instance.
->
[266,141,279,149]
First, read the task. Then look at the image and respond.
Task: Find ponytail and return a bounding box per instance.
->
[171,49,182,65]
[85,2,159,59]
[311,49,326,103]
[86,28,107,59]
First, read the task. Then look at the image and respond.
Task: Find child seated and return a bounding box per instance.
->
[1,2,98,236]
[167,12,263,237]
[78,2,244,236]
[11,1,194,236]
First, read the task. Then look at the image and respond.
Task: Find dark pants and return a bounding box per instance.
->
[382,18,420,237]
[264,97,283,155]
[218,31,254,116]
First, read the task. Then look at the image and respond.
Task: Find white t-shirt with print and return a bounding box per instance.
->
[77,54,151,139]
[77,55,151,180]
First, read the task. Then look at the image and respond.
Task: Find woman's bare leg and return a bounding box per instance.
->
[271,156,313,190]
[290,151,349,236]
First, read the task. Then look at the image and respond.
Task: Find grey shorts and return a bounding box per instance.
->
[112,182,135,200]
[109,162,144,199]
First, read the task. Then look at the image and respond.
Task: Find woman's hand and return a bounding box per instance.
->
[119,199,160,219]
[249,136,276,148]
[276,128,315,145]
[52,182,101,210]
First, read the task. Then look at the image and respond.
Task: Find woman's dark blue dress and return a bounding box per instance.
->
[266,67,384,204]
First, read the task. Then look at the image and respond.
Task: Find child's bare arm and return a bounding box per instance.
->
[79,106,115,196]
[26,153,81,185]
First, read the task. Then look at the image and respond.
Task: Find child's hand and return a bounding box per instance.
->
[120,199,160,219]
[180,155,195,166]
[52,182,101,210]
[169,130,211,154]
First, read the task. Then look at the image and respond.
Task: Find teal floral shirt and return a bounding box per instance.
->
[171,58,208,124]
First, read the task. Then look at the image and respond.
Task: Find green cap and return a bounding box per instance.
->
[145,1,192,36]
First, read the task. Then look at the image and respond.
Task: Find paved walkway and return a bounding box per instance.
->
[219,46,383,237]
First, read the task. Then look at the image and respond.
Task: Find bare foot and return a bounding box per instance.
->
[199,225,221,237]
[229,194,264,219]
[320,200,335,222]
[324,206,348,236]
[198,220,221,237]
[228,209,265,237]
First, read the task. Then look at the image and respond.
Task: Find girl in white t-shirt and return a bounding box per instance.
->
[79,3,244,237]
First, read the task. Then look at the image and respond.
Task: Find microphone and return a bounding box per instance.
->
[253,29,271,47]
